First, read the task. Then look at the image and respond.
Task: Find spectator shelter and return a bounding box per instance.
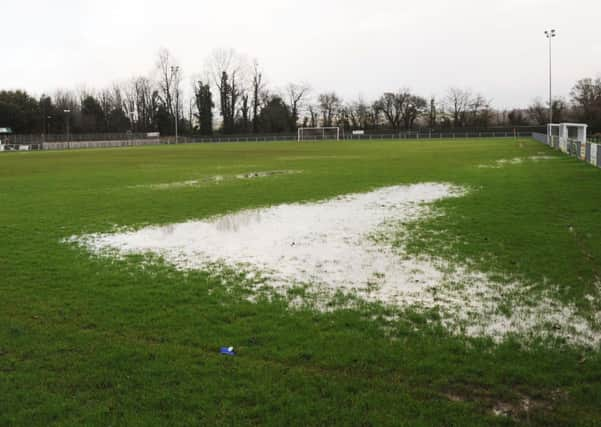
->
[547,123,587,153]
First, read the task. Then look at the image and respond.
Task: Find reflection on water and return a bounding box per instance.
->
[215,210,263,232]
[161,224,176,236]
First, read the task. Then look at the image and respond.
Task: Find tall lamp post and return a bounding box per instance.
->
[171,66,180,143]
[544,29,557,125]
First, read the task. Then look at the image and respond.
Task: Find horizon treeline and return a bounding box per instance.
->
[1,48,600,136]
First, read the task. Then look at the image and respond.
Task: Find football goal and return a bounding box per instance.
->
[297,127,340,142]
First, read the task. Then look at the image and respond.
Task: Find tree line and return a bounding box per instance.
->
[1,48,601,136]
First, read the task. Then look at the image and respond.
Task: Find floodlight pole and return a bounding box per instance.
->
[544,29,556,125]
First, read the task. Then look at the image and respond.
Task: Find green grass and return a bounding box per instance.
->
[1,138,601,426]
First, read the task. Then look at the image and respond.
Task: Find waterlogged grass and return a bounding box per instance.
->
[1,139,601,426]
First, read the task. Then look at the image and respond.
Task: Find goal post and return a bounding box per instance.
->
[297,127,340,142]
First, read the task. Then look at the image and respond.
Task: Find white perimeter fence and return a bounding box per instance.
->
[532,132,601,168]
[0,130,536,153]
[0,138,161,152]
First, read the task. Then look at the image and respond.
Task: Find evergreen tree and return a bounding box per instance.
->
[194,81,214,135]
[81,96,105,132]
[219,71,233,133]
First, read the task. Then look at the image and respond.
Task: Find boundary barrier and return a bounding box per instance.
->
[1,131,533,153]
[532,132,601,168]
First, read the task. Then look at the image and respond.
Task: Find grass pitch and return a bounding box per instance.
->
[1,138,601,426]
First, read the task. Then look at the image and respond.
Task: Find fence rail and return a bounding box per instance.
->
[1,131,537,153]
[1,132,159,145]
[532,132,601,168]
[166,131,532,144]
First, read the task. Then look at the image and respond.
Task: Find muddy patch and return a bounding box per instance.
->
[277,155,362,161]
[477,156,558,169]
[67,183,601,346]
[234,170,300,179]
[443,388,562,421]
[129,170,301,190]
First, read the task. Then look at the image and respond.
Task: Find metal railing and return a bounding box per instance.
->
[0,144,43,152]
[2,132,156,145]
[1,131,534,153]
[532,132,601,168]
[176,131,531,144]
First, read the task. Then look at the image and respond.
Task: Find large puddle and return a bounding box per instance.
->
[69,183,601,346]
[77,183,462,295]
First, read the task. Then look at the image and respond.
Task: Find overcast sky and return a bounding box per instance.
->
[3,0,600,109]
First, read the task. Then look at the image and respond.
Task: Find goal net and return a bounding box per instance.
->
[298,127,340,142]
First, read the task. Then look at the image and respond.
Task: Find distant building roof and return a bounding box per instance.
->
[0,127,13,134]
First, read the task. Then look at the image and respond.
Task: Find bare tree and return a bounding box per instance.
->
[205,49,235,88]
[308,104,318,127]
[527,98,548,125]
[337,104,352,130]
[53,89,80,133]
[112,84,125,111]
[571,77,601,128]
[467,94,492,127]
[348,98,367,129]
[374,90,411,131]
[285,83,310,131]
[133,77,156,131]
[402,95,427,130]
[251,60,265,133]
[318,92,341,127]
[368,101,383,129]
[507,109,527,126]
[122,79,138,130]
[204,49,250,133]
[551,98,568,123]
[156,48,182,127]
[98,89,114,130]
[445,88,471,127]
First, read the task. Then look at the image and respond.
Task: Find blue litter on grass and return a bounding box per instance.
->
[220,347,235,356]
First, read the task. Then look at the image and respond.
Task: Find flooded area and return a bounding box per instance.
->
[69,183,601,346]
[78,183,462,296]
